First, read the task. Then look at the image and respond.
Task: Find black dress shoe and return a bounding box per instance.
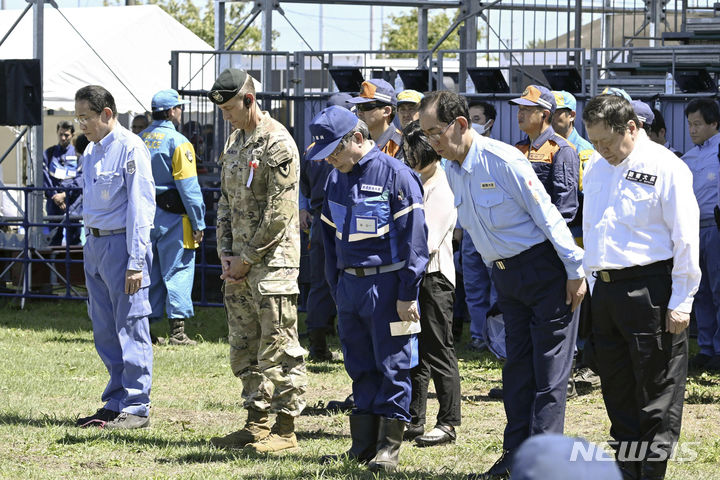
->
[467,450,512,479]
[415,425,456,447]
[488,387,504,399]
[403,423,424,441]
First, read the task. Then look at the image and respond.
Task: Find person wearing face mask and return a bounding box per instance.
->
[468,99,496,137]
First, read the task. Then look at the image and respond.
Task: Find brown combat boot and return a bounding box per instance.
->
[210,409,270,448]
[168,318,197,346]
[245,413,297,453]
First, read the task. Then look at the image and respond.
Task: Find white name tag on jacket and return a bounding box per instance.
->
[390,320,422,336]
[356,216,377,233]
[360,184,383,193]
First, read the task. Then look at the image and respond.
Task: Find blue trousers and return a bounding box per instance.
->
[84,233,153,416]
[149,210,196,320]
[306,212,336,331]
[491,241,577,452]
[695,225,720,356]
[336,270,418,422]
[462,231,496,341]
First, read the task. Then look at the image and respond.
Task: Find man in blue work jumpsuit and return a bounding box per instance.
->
[419,91,586,479]
[74,85,156,430]
[309,106,429,473]
[142,89,206,345]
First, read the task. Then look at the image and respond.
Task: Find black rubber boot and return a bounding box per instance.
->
[368,417,405,473]
[321,414,379,464]
[308,328,340,362]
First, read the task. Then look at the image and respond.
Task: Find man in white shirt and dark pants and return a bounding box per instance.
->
[582,94,701,480]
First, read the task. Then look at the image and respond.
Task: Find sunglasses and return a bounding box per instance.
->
[356,103,385,112]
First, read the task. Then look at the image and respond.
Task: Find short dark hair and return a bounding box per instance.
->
[684,98,720,128]
[151,109,173,121]
[402,120,440,171]
[649,107,665,135]
[582,94,638,134]
[74,85,117,117]
[74,134,90,155]
[467,100,497,121]
[57,120,74,134]
[419,91,470,126]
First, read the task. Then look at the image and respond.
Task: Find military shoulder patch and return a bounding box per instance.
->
[127,159,136,174]
[278,161,291,177]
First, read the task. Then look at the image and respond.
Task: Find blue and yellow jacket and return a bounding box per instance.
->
[142,120,206,241]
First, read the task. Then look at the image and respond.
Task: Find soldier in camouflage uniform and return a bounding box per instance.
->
[207,68,307,453]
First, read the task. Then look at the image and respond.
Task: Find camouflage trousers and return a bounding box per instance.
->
[224,267,307,417]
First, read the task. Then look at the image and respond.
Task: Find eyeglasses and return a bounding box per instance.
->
[327,141,346,160]
[73,113,100,127]
[356,103,384,112]
[425,119,456,141]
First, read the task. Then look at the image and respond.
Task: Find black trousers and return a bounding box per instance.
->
[409,272,462,427]
[591,266,687,473]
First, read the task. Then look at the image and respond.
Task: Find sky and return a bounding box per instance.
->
[0,0,415,52]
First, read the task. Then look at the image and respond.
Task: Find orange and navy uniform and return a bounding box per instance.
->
[515,125,580,223]
[376,125,404,161]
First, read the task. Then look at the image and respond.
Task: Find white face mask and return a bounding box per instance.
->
[472,119,492,135]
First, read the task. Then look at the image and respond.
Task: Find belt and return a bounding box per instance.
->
[594,259,673,283]
[344,261,405,277]
[493,240,553,271]
[88,227,126,237]
[700,218,716,229]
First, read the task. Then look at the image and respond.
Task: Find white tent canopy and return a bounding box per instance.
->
[0,4,213,113]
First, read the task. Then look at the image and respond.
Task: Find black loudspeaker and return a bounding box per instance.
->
[0,59,42,126]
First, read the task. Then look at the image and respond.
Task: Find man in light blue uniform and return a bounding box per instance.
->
[682,98,720,371]
[419,91,586,480]
[142,89,205,346]
[312,106,428,473]
[74,85,156,429]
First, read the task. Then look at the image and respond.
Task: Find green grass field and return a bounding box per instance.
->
[0,300,718,479]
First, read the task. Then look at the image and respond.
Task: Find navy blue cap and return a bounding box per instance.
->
[631,100,655,126]
[512,434,622,480]
[151,89,190,112]
[327,92,353,109]
[348,79,397,106]
[306,106,358,161]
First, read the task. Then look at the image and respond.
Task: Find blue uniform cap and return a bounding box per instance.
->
[553,90,577,112]
[327,92,353,109]
[306,106,358,161]
[509,85,557,113]
[348,79,397,106]
[631,100,655,126]
[601,87,633,102]
[152,89,190,112]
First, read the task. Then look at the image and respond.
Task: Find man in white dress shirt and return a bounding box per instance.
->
[582,94,701,480]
